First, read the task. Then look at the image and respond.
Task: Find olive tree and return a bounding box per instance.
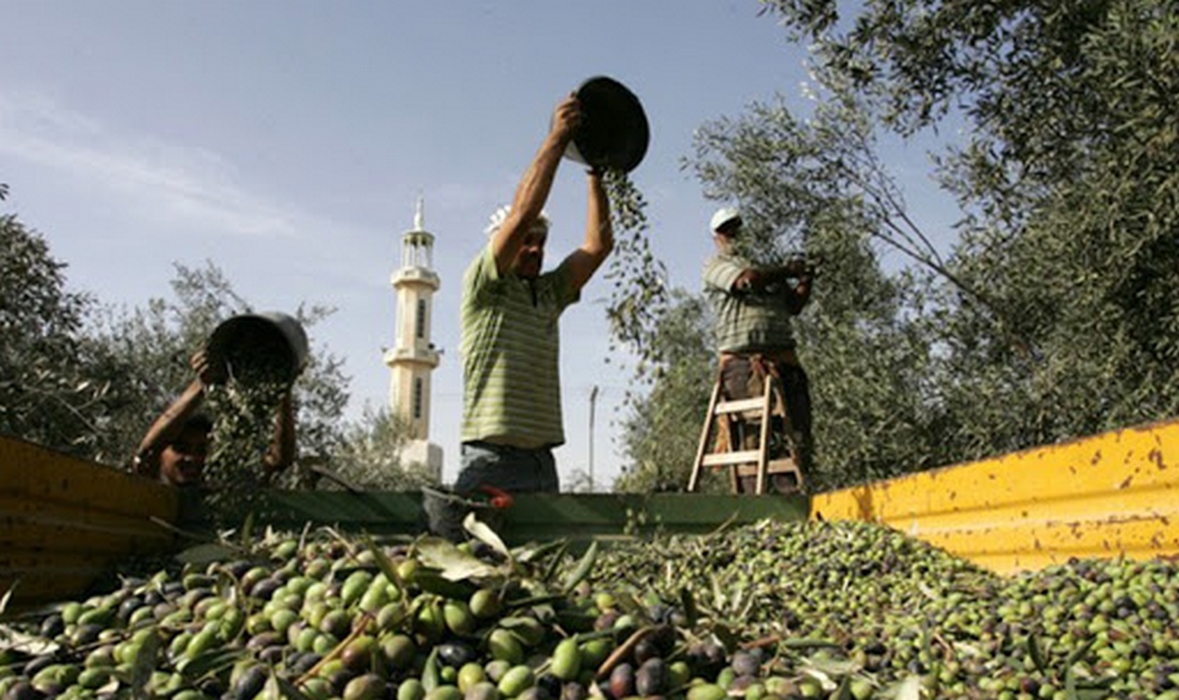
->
[617,0,1178,490]
[755,0,1179,458]
[614,291,718,493]
[0,191,136,459]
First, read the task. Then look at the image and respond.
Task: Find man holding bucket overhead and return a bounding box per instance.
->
[131,314,304,487]
[454,93,615,495]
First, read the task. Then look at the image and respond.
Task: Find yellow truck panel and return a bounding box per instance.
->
[0,436,179,610]
[810,418,1179,574]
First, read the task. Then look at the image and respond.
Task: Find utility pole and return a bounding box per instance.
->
[589,385,599,493]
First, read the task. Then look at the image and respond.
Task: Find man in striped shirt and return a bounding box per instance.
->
[703,207,814,492]
[455,93,614,495]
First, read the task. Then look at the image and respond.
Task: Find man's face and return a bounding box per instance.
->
[510,227,548,279]
[713,218,744,251]
[159,424,209,486]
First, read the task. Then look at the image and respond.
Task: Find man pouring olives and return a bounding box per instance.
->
[453,92,615,496]
[131,317,302,488]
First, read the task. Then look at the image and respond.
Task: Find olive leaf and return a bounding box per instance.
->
[0,624,57,656]
[679,587,699,628]
[512,539,567,564]
[175,647,244,681]
[1027,632,1048,675]
[268,670,312,700]
[540,539,571,586]
[0,583,13,615]
[561,540,598,594]
[800,666,837,692]
[801,655,860,679]
[363,532,408,592]
[421,645,441,692]
[463,511,510,559]
[832,675,853,700]
[891,675,923,700]
[239,511,256,549]
[175,542,244,566]
[416,537,505,581]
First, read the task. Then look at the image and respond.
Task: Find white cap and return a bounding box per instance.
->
[710,207,742,233]
[486,205,551,237]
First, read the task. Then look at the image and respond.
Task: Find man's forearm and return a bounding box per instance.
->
[135,380,204,457]
[786,277,812,315]
[266,393,297,473]
[510,132,567,228]
[584,172,613,256]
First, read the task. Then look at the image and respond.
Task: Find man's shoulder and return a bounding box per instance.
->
[703,253,745,285]
[704,251,747,266]
[463,244,498,288]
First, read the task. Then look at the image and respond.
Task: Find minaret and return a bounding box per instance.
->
[383,198,443,478]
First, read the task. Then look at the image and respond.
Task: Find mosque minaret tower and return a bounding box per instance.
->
[383,198,443,478]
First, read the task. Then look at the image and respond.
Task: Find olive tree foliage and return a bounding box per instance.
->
[759,0,1179,451]
[618,0,1179,489]
[90,261,351,470]
[614,292,720,493]
[0,190,136,459]
[327,406,437,491]
[743,0,1178,466]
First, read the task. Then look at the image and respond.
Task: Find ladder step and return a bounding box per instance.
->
[701,450,762,467]
[736,459,801,477]
[714,398,766,414]
[702,452,799,469]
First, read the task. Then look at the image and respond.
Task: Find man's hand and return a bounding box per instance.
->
[783,257,810,277]
[550,93,582,145]
[191,349,228,386]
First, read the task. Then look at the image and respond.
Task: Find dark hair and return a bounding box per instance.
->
[183,413,214,433]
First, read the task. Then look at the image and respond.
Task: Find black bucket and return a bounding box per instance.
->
[564,76,650,174]
[206,312,309,388]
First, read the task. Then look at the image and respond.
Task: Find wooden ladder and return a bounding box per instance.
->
[686,371,805,495]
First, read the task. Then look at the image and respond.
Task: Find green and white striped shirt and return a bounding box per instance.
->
[460,245,579,447]
[703,251,797,353]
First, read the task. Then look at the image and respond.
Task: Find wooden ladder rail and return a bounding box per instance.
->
[687,373,804,495]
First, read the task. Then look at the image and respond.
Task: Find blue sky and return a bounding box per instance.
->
[1,1,955,489]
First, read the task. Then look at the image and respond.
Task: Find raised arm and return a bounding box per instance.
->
[725,258,814,316]
[491,94,581,274]
[132,350,223,476]
[263,391,296,477]
[561,169,614,292]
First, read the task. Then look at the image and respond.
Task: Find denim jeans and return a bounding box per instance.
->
[455,441,559,495]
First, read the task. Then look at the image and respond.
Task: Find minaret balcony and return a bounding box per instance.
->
[383,347,441,368]
[392,268,440,288]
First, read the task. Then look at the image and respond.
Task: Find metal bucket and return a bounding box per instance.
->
[563,76,650,173]
[420,486,508,542]
[206,312,309,388]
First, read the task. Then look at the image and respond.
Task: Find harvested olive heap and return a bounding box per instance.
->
[2,521,1178,700]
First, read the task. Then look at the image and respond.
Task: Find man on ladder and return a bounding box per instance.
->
[700,207,815,494]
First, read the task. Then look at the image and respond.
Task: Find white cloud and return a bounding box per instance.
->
[0,90,298,238]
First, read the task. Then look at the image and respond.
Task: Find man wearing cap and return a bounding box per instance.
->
[455,93,613,495]
[702,207,815,492]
